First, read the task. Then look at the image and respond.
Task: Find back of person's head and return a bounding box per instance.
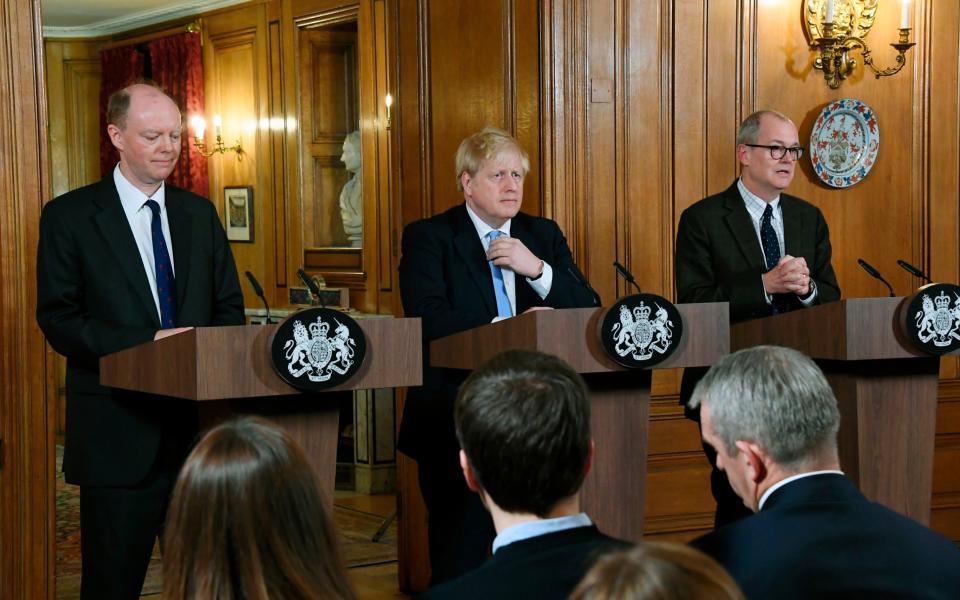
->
[454,126,531,191]
[454,349,591,517]
[162,417,355,600]
[688,345,840,471]
[570,541,744,600]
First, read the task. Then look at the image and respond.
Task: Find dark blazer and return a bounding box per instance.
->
[675,180,841,323]
[397,204,597,460]
[37,176,244,487]
[692,474,960,600]
[421,525,628,600]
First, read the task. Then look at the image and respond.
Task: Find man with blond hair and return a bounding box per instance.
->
[399,127,596,583]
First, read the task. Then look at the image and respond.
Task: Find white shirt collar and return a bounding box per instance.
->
[465,202,512,240]
[758,469,845,511]
[737,177,780,214]
[114,163,166,209]
[492,513,592,554]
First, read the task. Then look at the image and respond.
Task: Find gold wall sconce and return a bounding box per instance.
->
[189,114,244,160]
[804,0,915,89]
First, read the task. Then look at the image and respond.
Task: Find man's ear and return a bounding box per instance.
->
[459,450,482,494]
[583,439,596,479]
[734,440,768,484]
[107,124,124,152]
[460,171,473,196]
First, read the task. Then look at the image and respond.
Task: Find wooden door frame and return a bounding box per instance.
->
[0,1,55,599]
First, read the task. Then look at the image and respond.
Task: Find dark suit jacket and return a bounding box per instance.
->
[676,180,841,323]
[692,474,960,599]
[421,525,628,600]
[37,176,244,487]
[397,204,596,460]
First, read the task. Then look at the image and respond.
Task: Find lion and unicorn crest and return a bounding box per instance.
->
[914,290,960,348]
[611,301,675,361]
[283,315,357,382]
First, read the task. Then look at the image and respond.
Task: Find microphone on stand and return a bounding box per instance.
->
[567,265,602,307]
[896,259,933,284]
[613,260,642,295]
[244,271,273,324]
[297,268,326,308]
[857,258,895,297]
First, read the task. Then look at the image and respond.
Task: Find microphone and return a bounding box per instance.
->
[613,260,642,295]
[567,265,602,307]
[244,271,273,324]
[896,259,933,284]
[857,258,895,297]
[297,268,326,308]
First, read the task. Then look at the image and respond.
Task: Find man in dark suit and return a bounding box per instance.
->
[675,110,841,526]
[689,346,960,599]
[37,82,244,600]
[399,127,597,583]
[423,350,628,600]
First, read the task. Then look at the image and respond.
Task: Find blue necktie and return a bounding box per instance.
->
[760,203,781,271]
[145,200,177,328]
[760,204,785,313]
[487,230,513,317]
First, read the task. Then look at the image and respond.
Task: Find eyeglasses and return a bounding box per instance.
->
[744,144,804,160]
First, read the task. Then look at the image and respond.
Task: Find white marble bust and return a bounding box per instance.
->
[339,130,362,248]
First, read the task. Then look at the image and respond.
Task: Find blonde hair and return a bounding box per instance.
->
[455,126,530,192]
[570,541,744,600]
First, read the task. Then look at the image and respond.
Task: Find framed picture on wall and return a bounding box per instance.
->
[224,186,254,242]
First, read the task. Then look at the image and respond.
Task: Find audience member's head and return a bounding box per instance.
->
[688,345,841,511]
[454,349,592,519]
[162,417,355,600]
[570,541,744,600]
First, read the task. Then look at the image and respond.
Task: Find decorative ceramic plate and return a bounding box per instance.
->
[810,98,879,188]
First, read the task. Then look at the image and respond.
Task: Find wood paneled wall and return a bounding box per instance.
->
[1,2,53,599]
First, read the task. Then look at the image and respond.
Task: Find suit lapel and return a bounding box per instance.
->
[92,178,161,327]
[780,194,804,257]
[166,187,193,310]
[722,183,767,273]
[451,206,498,315]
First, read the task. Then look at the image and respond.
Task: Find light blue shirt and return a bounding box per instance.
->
[464,203,553,321]
[114,164,174,322]
[492,513,592,554]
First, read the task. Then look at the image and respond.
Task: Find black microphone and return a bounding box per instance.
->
[857,258,895,297]
[244,271,273,324]
[297,268,326,308]
[896,259,933,284]
[613,260,642,295]
[567,265,602,307]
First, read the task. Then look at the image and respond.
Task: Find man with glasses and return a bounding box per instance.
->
[674,110,841,527]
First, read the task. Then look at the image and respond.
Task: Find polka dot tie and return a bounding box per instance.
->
[760,204,785,313]
[144,200,177,328]
[487,230,513,318]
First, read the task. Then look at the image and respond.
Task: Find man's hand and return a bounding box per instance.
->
[762,255,810,296]
[487,236,543,279]
[154,326,194,341]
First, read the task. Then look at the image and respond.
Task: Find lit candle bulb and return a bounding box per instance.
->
[189,115,206,141]
[213,114,223,138]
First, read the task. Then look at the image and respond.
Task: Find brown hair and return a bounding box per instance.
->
[162,417,355,600]
[570,541,744,600]
[106,79,179,129]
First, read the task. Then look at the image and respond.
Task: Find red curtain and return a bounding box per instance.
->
[149,32,208,197]
[99,46,143,178]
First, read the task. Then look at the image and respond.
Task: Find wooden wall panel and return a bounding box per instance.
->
[1,1,53,598]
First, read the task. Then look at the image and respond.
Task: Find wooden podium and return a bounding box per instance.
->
[430,303,729,542]
[731,297,954,524]
[100,319,422,496]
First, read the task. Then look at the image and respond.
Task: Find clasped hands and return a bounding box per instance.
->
[763,255,811,297]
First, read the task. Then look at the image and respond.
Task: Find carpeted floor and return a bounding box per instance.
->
[55,446,397,599]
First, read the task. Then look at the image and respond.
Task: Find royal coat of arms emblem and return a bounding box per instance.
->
[600,294,683,368]
[899,284,960,356]
[271,308,367,391]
